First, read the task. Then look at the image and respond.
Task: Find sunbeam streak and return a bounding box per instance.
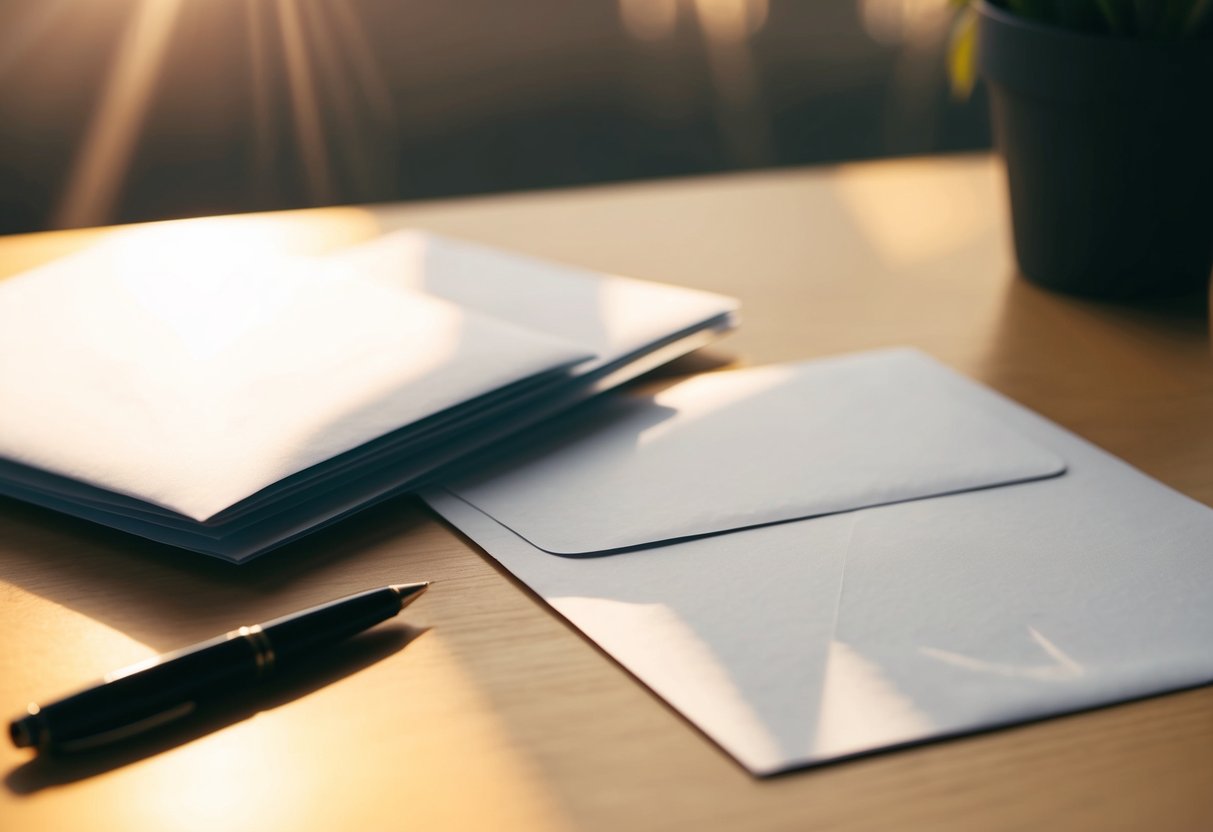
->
[245,0,281,203]
[55,0,185,229]
[297,1,371,196]
[276,0,334,205]
[327,1,396,124]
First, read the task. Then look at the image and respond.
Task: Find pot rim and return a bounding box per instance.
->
[977,0,1213,48]
[977,0,1213,99]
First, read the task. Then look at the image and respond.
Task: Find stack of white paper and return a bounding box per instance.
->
[427,349,1213,774]
[0,230,737,561]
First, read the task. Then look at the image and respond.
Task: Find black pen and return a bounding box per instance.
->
[8,582,428,752]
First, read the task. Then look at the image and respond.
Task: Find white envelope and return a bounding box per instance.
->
[425,349,1213,775]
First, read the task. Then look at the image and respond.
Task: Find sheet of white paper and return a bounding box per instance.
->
[0,235,592,521]
[447,350,1066,553]
[328,231,739,369]
[0,229,738,559]
[424,350,1213,774]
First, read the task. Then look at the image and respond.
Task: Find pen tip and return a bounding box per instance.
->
[389,582,429,605]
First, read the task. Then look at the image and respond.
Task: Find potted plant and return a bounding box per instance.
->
[950,0,1213,299]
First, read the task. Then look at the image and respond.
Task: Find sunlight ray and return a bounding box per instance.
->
[275,0,333,204]
[693,0,772,167]
[55,0,185,228]
[244,0,280,201]
[327,0,396,123]
[295,1,369,195]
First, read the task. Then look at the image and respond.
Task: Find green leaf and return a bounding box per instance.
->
[1094,0,1130,33]
[1184,0,1213,34]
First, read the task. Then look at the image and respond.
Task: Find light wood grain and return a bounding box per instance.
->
[1,154,1211,832]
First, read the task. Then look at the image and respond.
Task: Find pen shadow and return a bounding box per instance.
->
[3,624,426,795]
[0,492,436,652]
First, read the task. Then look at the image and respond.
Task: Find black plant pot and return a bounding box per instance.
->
[978,1,1213,299]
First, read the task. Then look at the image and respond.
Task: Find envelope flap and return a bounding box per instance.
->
[447,349,1067,555]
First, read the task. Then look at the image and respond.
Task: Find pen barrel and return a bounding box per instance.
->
[10,585,413,750]
[17,635,262,750]
[260,587,403,667]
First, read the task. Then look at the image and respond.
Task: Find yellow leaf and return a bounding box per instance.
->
[948,6,979,99]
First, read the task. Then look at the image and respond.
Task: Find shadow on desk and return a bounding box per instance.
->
[4,624,426,794]
[0,493,434,652]
[977,275,1210,415]
[0,347,736,655]
[977,274,1213,501]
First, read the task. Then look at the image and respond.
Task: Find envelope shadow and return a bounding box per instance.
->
[4,624,425,794]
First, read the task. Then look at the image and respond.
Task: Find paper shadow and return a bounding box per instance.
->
[0,493,434,652]
[643,348,737,379]
[4,624,426,795]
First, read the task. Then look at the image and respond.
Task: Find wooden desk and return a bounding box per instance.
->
[2,154,1211,831]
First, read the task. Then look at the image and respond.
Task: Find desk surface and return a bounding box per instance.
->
[2,154,1211,831]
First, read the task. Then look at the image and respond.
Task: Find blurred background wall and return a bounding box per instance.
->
[0,0,989,235]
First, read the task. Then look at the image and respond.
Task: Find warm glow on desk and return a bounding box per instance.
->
[100,210,380,263]
[0,206,382,291]
[139,729,311,829]
[831,157,996,269]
